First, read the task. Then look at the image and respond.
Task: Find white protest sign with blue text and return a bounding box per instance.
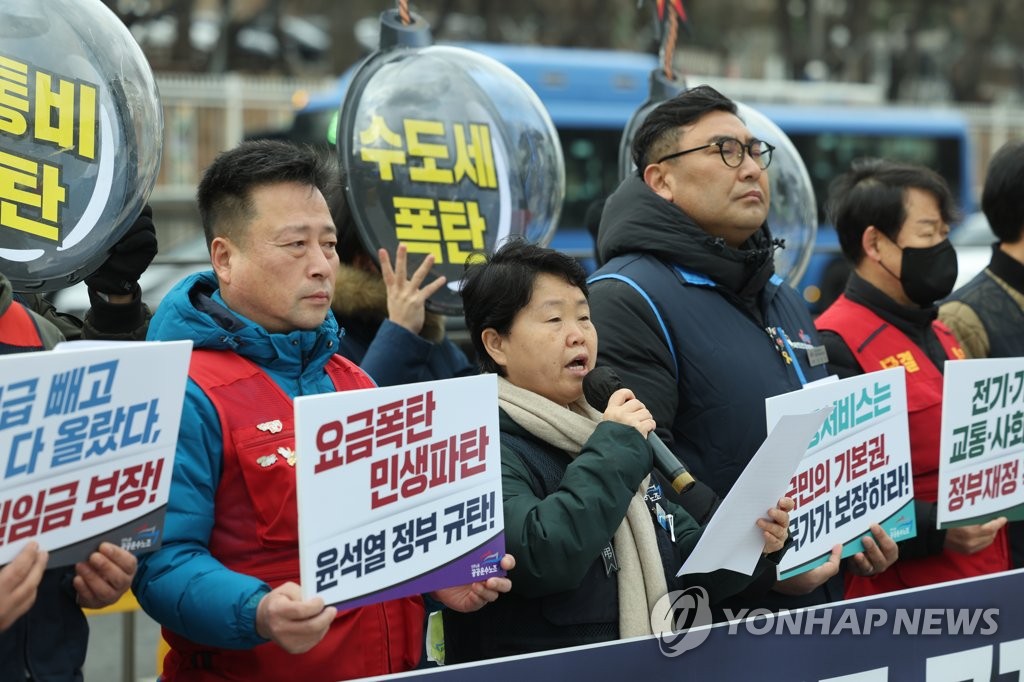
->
[0,340,191,566]
[766,367,915,579]
[295,374,504,609]
[938,358,1024,528]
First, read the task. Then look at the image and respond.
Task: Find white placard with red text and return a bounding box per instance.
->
[938,357,1024,528]
[0,340,191,566]
[765,367,915,579]
[295,374,504,609]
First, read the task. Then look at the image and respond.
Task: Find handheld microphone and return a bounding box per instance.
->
[582,366,696,494]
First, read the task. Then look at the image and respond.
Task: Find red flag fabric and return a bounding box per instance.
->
[656,0,687,22]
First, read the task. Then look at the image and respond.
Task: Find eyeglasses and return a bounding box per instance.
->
[656,137,776,170]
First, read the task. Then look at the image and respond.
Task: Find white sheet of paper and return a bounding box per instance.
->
[678,406,834,577]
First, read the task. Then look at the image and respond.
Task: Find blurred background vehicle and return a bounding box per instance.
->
[259,42,987,313]
[51,43,990,321]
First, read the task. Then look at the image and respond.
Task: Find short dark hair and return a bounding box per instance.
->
[631,85,738,174]
[461,239,589,375]
[827,158,959,264]
[197,140,336,248]
[981,141,1024,244]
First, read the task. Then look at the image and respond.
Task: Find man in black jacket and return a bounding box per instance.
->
[940,140,1024,360]
[588,86,897,610]
[940,141,1024,364]
[940,141,1024,569]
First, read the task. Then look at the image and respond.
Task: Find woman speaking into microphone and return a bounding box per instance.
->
[442,239,794,663]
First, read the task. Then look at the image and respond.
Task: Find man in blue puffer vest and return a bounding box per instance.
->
[588,85,898,612]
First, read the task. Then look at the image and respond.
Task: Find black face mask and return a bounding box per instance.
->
[897,239,959,306]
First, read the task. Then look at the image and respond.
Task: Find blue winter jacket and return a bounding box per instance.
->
[133,271,350,649]
[338,316,475,387]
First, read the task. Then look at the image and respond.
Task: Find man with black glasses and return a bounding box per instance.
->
[588,86,897,611]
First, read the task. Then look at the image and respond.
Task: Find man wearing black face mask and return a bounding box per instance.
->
[815,159,1010,599]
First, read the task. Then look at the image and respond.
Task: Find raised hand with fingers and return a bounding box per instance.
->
[85,204,158,302]
[379,244,447,335]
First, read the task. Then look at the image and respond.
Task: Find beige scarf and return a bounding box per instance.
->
[497,377,667,638]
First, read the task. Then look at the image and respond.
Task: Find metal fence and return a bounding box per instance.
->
[155,73,332,198]
[151,73,333,249]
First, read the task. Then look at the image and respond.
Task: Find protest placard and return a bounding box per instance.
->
[766,367,915,579]
[938,358,1024,528]
[0,340,190,566]
[295,374,504,609]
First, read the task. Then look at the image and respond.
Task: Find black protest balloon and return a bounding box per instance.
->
[339,12,564,315]
[0,0,162,292]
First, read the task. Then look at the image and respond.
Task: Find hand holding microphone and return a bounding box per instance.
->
[601,385,657,438]
[583,366,696,494]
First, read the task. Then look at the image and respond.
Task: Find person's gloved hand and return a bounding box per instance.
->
[85,205,158,295]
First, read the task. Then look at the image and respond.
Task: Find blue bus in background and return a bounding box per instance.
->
[282,43,976,314]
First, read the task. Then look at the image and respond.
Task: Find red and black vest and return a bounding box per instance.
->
[160,349,424,682]
[0,301,45,353]
[816,295,1009,597]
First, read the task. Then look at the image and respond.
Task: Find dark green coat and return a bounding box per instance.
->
[444,409,776,662]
